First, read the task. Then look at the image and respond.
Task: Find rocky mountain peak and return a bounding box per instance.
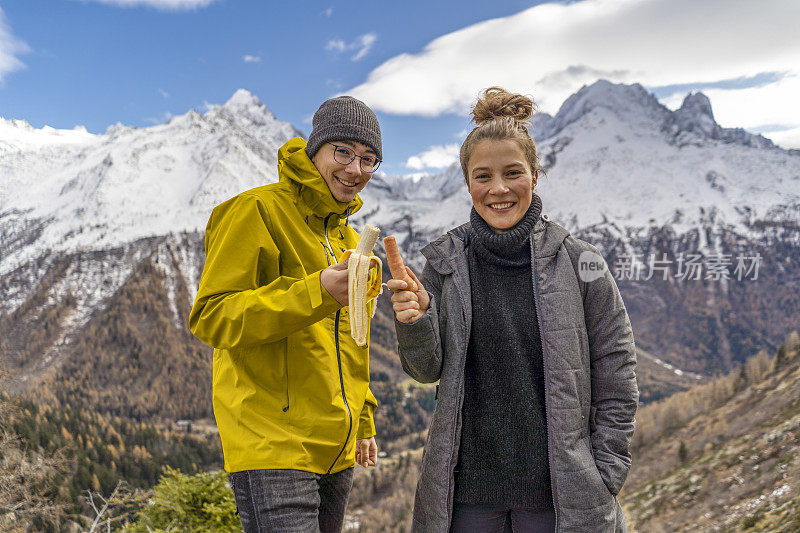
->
[679,92,714,119]
[203,88,287,133]
[671,91,717,137]
[0,117,33,131]
[535,79,671,140]
[666,90,775,150]
[222,88,263,110]
[0,118,95,147]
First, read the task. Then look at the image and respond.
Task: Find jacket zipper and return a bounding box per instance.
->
[320,214,336,266]
[530,237,560,531]
[322,213,353,474]
[445,258,470,528]
[328,310,353,473]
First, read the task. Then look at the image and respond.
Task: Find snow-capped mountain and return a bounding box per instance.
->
[361,80,799,244]
[4,81,798,278]
[0,89,301,277]
[1,81,799,402]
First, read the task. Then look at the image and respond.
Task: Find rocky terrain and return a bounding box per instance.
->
[622,331,800,531]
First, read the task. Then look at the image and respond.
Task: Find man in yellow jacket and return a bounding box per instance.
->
[189,96,382,532]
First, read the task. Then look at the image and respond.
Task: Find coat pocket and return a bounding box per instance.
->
[241,339,291,414]
[557,437,614,514]
[585,436,613,502]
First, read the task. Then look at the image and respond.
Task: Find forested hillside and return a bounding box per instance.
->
[340,330,800,532]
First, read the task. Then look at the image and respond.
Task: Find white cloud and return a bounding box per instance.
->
[323,7,333,17]
[326,39,347,53]
[144,111,173,124]
[326,33,378,62]
[351,33,377,61]
[76,0,216,10]
[326,78,343,91]
[660,92,686,111]
[0,8,30,83]
[767,127,800,149]
[402,172,431,182]
[406,143,460,170]
[692,75,800,132]
[158,88,170,98]
[243,54,261,63]
[346,0,800,144]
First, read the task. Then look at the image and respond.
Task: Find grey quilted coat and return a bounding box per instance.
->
[394,215,638,532]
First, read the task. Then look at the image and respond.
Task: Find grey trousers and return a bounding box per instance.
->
[450,503,556,533]
[229,468,355,533]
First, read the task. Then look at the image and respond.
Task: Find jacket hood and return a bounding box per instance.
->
[421,203,570,275]
[278,137,363,219]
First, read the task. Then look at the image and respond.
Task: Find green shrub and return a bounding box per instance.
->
[123,467,238,532]
[741,513,760,529]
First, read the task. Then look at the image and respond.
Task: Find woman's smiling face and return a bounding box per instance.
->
[467,138,536,234]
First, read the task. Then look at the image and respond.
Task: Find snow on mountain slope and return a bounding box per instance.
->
[362,81,800,252]
[533,82,797,236]
[2,80,799,390]
[0,90,301,276]
[4,80,797,282]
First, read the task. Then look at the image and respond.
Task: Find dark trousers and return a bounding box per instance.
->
[229,468,354,533]
[450,503,556,533]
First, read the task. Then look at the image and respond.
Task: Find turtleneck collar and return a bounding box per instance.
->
[470,193,542,259]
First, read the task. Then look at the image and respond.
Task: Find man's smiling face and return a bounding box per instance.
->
[312,140,375,203]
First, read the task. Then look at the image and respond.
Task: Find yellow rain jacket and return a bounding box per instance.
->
[189,137,378,474]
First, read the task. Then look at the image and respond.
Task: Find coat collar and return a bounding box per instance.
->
[277,137,363,220]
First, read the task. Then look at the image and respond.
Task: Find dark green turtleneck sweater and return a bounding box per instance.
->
[454,194,553,510]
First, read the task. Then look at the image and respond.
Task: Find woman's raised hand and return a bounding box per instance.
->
[387,266,429,324]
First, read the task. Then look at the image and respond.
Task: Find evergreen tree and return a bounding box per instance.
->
[774,344,787,370]
[123,468,238,532]
[678,441,688,463]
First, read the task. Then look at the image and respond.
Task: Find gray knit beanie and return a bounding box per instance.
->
[305,96,382,161]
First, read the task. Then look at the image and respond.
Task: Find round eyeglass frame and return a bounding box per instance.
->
[327,142,381,173]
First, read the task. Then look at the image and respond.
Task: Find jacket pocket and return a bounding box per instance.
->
[233,340,290,418]
[558,437,614,512]
[584,436,612,498]
[281,338,291,413]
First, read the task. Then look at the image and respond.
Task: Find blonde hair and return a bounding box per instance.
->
[460,87,541,184]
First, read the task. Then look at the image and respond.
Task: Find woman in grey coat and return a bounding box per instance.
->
[388,88,638,532]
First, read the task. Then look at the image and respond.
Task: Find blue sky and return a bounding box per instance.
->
[1,0,799,176]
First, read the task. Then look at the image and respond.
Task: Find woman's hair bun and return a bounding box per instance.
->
[471,87,535,125]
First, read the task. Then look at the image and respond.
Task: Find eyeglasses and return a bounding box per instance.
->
[327,143,381,173]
